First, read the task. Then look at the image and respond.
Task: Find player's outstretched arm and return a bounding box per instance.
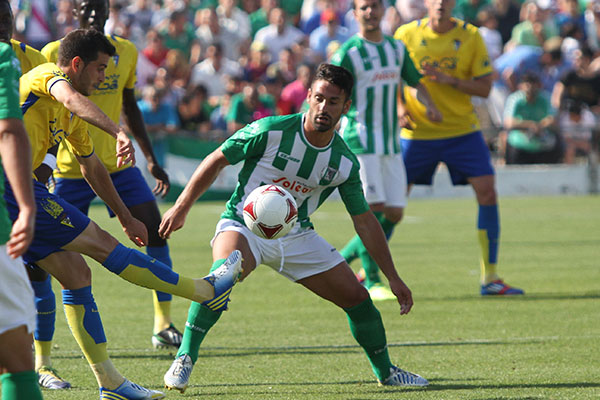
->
[77,153,148,246]
[0,118,36,258]
[122,88,170,197]
[49,80,135,166]
[159,149,230,239]
[351,210,413,315]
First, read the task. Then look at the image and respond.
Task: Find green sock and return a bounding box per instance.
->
[1,371,43,400]
[377,214,397,238]
[358,247,381,288]
[345,298,393,381]
[339,235,362,264]
[177,258,226,364]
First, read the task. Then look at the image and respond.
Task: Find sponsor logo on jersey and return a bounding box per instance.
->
[419,56,457,71]
[277,152,300,163]
[372,70,399,83]
[94,74,119,94]
[272,176,315,194]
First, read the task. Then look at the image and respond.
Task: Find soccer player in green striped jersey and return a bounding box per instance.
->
[160,63,429,391]
[331,0,441,301]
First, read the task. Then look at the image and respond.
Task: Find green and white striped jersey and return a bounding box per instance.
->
[220,114,369,230]
[331,34,422,155]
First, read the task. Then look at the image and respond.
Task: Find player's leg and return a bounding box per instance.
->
[0,250,43,400]
[164,223,252,393]
[445,132,523,295]
[298,261,428,387]
[62,220,236,304]
[37,251,165,399]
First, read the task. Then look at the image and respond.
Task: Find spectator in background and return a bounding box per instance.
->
[124,0,156,35]
[454,0,491,25]
[249,0,277,39]
[138,86,180,167]
[280,63,313,115]
[226,81,274,132]
[55,0,76,37]
[309,8,349,61]
[395,0,427,25]
[190,43,242,99]
[13,0,56,49]
[104,1,128,37]
[508,0,559,49]
[153,67,185,108]
[177,85,213,136]
[584,0,600,51]
[243,40,271,82]
[217,0,251,46]
[258,72,287,115]
[142,29,169,68]
[160,9,199,64]
[477,7,503,61]
[194,7,241,61]
[254,7,305,62]
[381,5,402,36]
[301,0,340,35]
[503,73,561,164]
[490,0,521,45]
[558,99,594,163]
[164,49,191,91]
[266,47,298,84]
[551,46,600,113]
[556,0,586,41]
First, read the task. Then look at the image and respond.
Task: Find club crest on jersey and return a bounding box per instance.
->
[272,177,314,194]
[319,166,338,185]
[453,39,461,50]
[420,39,427,47]
[112,54,120,66]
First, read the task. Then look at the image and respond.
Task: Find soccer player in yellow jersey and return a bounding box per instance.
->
[394,0,523,295]
[11,29,241,399]
[10,39,47,74]
[33,1,180,389]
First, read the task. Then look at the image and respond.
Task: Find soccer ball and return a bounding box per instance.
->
[243,185,298,239]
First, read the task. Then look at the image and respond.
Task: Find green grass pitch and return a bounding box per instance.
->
[33,195,599,399]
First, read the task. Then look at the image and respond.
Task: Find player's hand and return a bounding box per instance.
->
[398,107,415,129]
[389,278,413,315]
[421,64,455,86]
[426,105,443,123]
[148,161,170,198]
[7,209,35,258]
[159,206,186,239]
[115,130,136,168]
[121,216,148,247]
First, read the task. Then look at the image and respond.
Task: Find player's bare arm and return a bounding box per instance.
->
[159,149,231,239]
[0,118,35,258]
[49,79,135,166]
[77,152,148,246]
[351,210,414,314]
[122,87,170,197]
[415,82,443,122]
[422,64,493,98]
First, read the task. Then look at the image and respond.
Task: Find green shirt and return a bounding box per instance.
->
[331,34,422,155]
[220,113,369,229]
[0,42,23,245]
[504,90,556,152]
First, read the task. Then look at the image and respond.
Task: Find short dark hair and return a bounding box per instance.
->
[352,0,383,9]
[520,72,540,85]
[313,63,354,99]
[57,28,116,66]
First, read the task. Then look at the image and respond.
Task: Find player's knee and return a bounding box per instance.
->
[384,207,404,223]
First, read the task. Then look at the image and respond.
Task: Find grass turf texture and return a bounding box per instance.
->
[27,196,600,399]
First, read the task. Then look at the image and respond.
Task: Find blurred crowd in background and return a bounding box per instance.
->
[9,0,600,164]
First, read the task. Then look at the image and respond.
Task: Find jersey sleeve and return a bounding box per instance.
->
[64,116,95,158]
[400,45,422,87]
[471,30,493,79]
[330,47,355,75]
[337,164,369,216]
[40,41,60,63]
[220,120,268,165]
[0,46,23,120]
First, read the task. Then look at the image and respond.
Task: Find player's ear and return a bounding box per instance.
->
[71,56,84,72]
[306,87,312,102]
[342,98,351,114]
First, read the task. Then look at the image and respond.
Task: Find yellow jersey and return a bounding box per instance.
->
[19,63,94,174]
[394,18,493,139]
[10,39,47,74]
[42,35,138,178]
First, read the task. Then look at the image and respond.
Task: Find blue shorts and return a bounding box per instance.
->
[4,179,90,264]
[54,167,155,217]
[401,131,495,186]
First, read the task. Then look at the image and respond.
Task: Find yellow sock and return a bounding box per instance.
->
[152,292,172,333]
[478,230,499,284]
[34,340,53,371]
[90,360,125,390]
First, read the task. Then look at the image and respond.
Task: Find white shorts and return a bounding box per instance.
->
[212,219,345,282]
[357,153,407,207]
[0,246,36,335]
